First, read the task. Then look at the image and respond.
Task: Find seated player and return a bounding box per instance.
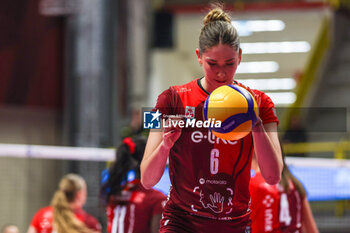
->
[27,174,101,233]
[100,137,167,233]
[249,151,319,233]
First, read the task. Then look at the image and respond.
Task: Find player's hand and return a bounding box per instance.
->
[163,117,182,149]
[235,82,262,127]
[235,82,261,107]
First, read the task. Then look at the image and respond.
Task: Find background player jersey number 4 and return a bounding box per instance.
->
[279,193,292,226]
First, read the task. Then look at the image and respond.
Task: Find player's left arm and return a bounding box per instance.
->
[252,122,283,185]
[301,197,319,233]
[151,213,162,233]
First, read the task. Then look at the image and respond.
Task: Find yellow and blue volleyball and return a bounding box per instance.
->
[203,84,259,140]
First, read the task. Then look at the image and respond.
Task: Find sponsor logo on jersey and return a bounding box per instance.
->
[263,195,274,208]
[199,177,227,185]
[191,130,238,144]
[178,87,191,93]
[263,195,275,232]
[185,106,195,119]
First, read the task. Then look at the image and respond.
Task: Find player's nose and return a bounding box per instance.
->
[217,70,226,79]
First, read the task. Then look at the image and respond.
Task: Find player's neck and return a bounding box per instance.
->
[200,77,211,93]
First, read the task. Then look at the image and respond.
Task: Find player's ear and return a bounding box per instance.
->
[196,48,202,65]
[238,48,242,65]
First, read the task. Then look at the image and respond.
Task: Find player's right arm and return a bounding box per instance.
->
[141,124,181,189]
[26,226,38,233]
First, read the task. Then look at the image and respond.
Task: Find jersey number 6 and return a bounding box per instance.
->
[210,149,219,175]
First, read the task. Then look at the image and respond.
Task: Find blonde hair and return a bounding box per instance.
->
[280,160,307,198]
[203,4,231,25]
[51,174,94,233]
[199,3,240,54]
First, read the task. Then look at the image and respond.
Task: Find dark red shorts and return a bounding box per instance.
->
[159,210,251,233]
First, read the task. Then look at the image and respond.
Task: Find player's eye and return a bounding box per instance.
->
[226,63,234,66]
[207,62,216,66]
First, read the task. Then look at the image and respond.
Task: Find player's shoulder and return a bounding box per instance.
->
[250,171,264,187]
[32,206,53,222]
[155,79,200,107]
[252,89,277,111]
[75,209,100,226]
[251,88,270,100]
[250,172,277,191]
[233,81,272,101]
[83,212,101,231]
[171,79,198,93]
[36,206,53,216]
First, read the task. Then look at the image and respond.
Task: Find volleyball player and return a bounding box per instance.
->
[27,174,101,233]
[250,151,319,233]
[100,137,167,233]
[140,3,283,232]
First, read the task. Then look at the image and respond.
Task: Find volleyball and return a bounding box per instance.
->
[203,84,259,140]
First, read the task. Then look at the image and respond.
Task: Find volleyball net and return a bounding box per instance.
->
[0,142,350,202]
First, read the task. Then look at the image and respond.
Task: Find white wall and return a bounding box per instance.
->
[148,8,329,106]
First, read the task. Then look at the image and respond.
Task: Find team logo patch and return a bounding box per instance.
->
[185,106,195,119]
[143,110,161,129]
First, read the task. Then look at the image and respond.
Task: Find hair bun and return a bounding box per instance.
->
[203,8,231,26]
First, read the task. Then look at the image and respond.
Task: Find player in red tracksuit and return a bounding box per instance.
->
[250,152,319,233]
[101,137,167,233]
[140,5,283,233]
[27,174,101,233]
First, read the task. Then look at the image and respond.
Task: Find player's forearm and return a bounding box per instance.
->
[252,124,283,185]
[302,197,319,233]
[141,141,170,189]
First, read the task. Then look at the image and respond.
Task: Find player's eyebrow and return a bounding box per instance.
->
[225,58,235,62]
[205,58,217,62]
[205,58,235,62]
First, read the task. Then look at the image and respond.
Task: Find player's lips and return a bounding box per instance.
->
[215,79,228,84]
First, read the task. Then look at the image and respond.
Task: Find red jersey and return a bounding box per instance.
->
[30,206,101,233]
[249,171,303,233]
[106,180,167,233]
[154,79,278,229]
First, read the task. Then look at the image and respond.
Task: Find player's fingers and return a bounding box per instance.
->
[163,128,182,149]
